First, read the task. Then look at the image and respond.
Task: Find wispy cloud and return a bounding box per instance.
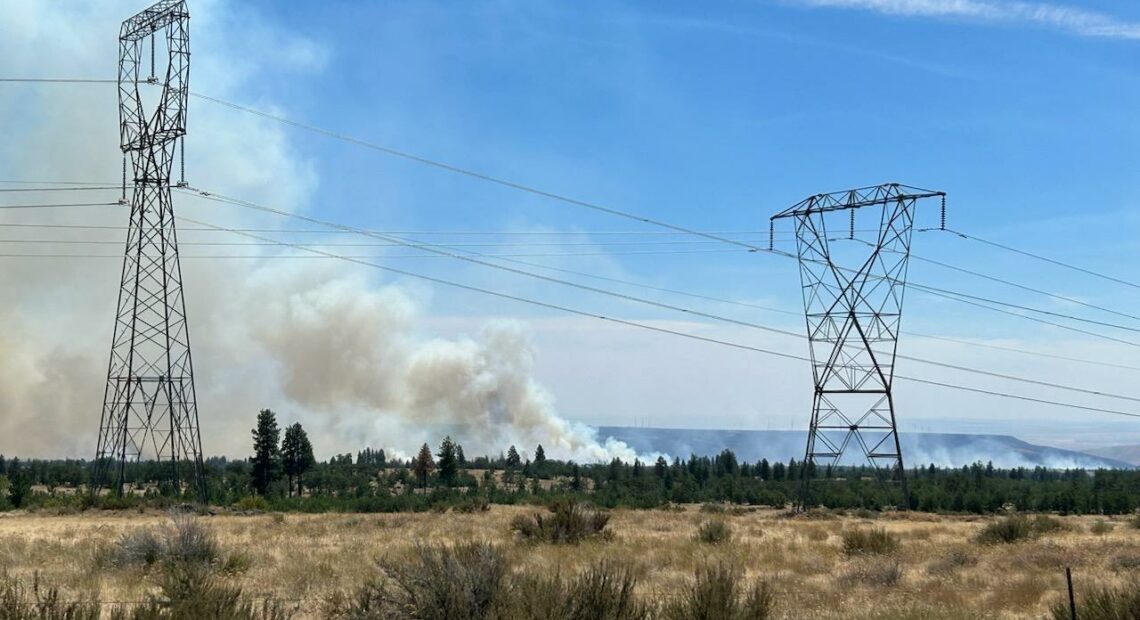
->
[790,0,1140,40]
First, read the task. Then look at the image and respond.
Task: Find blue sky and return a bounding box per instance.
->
[4,0,1140,458]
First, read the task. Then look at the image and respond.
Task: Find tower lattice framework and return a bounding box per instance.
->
[94,0,204,497]
[771,183,945,508]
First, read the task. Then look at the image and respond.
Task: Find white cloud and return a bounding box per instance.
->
[789,0,1140,40]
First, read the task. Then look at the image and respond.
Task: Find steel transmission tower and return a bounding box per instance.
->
[94,0,204,498]
[770,183,945,509]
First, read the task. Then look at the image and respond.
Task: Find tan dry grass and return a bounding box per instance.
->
[0,508,1137,619]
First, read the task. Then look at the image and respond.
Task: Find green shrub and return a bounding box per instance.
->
[1090,519,1115,536]
[660,562,774,620]
[510,501,610,544]
[841,528,899,556]
[233,496,270,512]
[1048,580,1140,620]
[695,519,732,545]
[975,515,1033,545]
[454,496,491,514]
[1030,515,1070,535]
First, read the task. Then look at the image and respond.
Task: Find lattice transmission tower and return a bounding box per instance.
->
[770,183,945,509]
[94,0,204,498]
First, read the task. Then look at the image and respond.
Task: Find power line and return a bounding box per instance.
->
[0,186,120,193]
[873,241,1140,324]
[0,249,745,259]
[178,186,1140,406]
[174,211,1140,421]
[188,92,768,252]
[0,78,116,83]
[937,228,1140,292]
[0,202,122,210]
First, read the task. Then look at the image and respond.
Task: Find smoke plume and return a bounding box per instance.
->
[0,0,639,463]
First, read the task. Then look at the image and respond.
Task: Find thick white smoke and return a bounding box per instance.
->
[0,0,639,463]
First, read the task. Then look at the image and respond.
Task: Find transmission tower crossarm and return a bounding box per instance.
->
[771,183,945,220]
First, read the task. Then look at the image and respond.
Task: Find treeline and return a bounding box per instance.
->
[1,409,1138,515]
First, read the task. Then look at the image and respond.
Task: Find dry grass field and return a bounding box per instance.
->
[0,506,1138,619]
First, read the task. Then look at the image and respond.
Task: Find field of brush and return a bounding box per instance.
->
[1,506,1138,619]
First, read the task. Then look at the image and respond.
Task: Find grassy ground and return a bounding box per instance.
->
[0,507,1137,619]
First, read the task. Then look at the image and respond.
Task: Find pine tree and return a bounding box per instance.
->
[456,444,466,467]
[534,444,546,465]
[251,409,282,496]
[758,458,771,481]
[654,456,668,478]
[282,422,315,497]
[413,443,435,488]
[7,458,31,509]
[437,436,458,487]
[506,445,521,469]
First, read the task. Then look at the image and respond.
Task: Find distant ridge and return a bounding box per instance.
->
[1083,445,1140,466]
[598,427,1134,470]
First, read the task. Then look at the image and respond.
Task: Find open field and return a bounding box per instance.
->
[0,506,1138,618]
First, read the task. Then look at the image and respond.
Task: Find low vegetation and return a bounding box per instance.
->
[1049,580,1140,620]
[3,507,1138,618]
[975,513,1074,545]
[695,519,732,544]
[510,500,611,544]
[841,527,899,556]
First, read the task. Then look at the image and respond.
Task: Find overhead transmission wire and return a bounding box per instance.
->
[174,208,1140,421]
[179,90,1140,338]
[936,228,1140,292]
[852,237,1140,325]
[176,186,1140,408]
[8,83,1139,340]
[6,83,1140,375]
[7,80,1140,307]
[0,205,122,211]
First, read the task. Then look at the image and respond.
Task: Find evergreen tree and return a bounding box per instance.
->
[437,436,458,487]
[506,445,521,469]
[654,456,668,478]
[281,422,315,497]
[7,458,31,509]
[456,444,466,467]
[250,409,282,496]
[413,443,435,488]
[534,444,546,465]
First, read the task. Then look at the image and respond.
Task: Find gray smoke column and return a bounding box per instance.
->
[246,273,640,462]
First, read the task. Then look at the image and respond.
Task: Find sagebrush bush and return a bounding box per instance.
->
[841,558,904,588]
[0,572,100,620]
[975,515,1034,545]
[1030,515,1070,535]
[841,528,899,556]
[122,562,290,620]
[660,562,774,620]
[97,513,220,569]
[509,561,648,620]
[510,500,610,544]
[695,519,732,545]
[326,541,509,620]
[1090,519,1115,536]
[1049,580,1140,620]
[925,550,977,576]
